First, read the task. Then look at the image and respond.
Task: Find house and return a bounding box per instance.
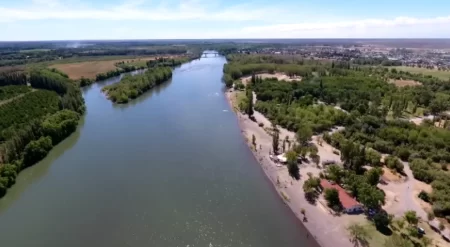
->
[320,179,363,214]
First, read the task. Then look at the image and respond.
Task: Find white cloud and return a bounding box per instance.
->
[242,16,450,33]
[0,0,284,22]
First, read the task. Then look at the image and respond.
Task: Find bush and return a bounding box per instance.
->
[23,136,53,167]
[385,155,404,173]
[258,122,264,127]
[418,190,431,203]
[427,211,435,221]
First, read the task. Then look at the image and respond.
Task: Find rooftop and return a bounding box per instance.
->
[321,179,360,209]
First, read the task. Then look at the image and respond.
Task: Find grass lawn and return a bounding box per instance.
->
[389,66,450,81]
[364,223,390,247]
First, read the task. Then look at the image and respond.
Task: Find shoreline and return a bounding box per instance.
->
[225,89,353,247]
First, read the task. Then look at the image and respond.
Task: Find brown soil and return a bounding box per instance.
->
[49,57,158,80]
[382,167,404,182]
[388,78,422,87]
[241,73,301,85]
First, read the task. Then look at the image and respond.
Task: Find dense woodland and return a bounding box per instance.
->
[93,57,192,85]
[102,67,172,104]
[224,54,450,218]
[102,57,190,103]
[0,68,84,197]
[0,85,31,101]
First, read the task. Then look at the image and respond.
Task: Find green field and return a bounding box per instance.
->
[389,66,450,80]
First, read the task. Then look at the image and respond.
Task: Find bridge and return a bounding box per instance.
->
[201,51,220,57]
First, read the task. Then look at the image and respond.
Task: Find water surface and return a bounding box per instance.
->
[0,55,316,247]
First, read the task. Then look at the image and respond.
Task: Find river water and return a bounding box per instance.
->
[0,55,316,247]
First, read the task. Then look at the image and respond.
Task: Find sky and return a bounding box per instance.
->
[1,0,450,40]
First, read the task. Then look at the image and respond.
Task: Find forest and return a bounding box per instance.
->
[102,57,191,103]
[0,68,84,198]
[225,54,450,218]
[94,57,191,84]
[0,85,31,101]
[102,67,172,104]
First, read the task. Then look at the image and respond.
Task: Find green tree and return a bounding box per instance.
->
[272,124,280,154]
[246,89,254,116]
[373,211,390,230]
[296,124,313,146]
[365,167,383,186]
[365,149,381,167]
[326,164,344,184]
[385,155,404,173]
[286,150,299,180]
[23,136,53,167]
[303,176,322,203]
[347,223,370,247]
[404,210,419,226]
[324,188,341,210]
[357,183,385,209]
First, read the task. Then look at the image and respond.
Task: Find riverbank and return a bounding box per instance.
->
[225,89,353,247]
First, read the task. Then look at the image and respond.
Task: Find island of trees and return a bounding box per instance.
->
[0,68,85,198]
[102,57,190,104]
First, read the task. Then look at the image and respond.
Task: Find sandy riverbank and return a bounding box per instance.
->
[225,90,353,247]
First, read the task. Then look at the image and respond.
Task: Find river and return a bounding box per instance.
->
[0,54,316,247]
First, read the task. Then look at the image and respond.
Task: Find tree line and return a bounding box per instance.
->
[0,69,84,198]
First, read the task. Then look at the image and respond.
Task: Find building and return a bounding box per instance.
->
[320,179,363,214]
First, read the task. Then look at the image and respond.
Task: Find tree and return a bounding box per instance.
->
[383,234,413,247]
[326,164,344,184]
[347,223,370,247]
[252,134,256,147]
[385,156,404,173]
[372,210,390,230]
[286,150,299,180]
[365,149,381,167]
[311,154,321,167]
[404,210,419,226]
[272,124,280,154]
[296,124,313,146]
[357,183,385,209]
[324,188,341,210]
[246,89,254,116]
[365,167,383,186]
[23,136,53,167]
[303,176,322,203]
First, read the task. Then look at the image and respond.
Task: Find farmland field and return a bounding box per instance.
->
[48,57,158,80]
[389,66,450,80]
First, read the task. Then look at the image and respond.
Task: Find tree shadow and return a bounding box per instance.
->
[377,226,393,236]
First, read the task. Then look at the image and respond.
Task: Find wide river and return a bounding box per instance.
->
[0,54,316,247]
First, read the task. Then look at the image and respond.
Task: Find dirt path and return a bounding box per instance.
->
[0,90,35,106]
[379,161,428,219]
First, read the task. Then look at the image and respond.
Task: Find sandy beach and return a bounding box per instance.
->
[225,89,354,247]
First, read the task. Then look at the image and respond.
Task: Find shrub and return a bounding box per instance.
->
[418,190,431,203]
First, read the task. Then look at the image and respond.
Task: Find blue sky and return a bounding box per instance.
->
[1,0,450,40]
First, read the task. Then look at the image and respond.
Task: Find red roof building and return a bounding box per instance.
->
[320,179,363,214]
